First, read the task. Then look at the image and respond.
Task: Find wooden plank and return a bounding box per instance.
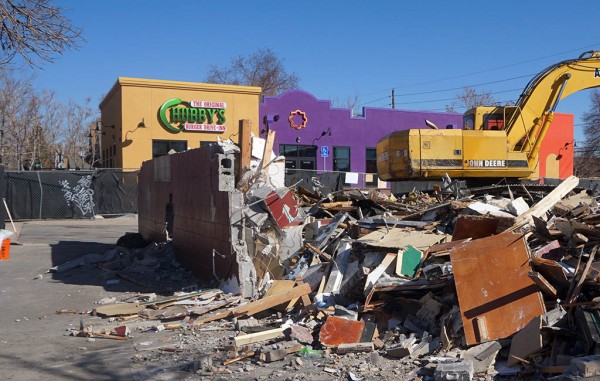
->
[511,176,579,229]
[195,283,311,324]
[321,201,353,209]
[528,271,558,298]
[305,242,332,262]
[260,129,276,170]
[451,232,545,345]
[238,119,252,181]
[234,327,286,347]
[95,303,144,317]
[364,252,397,295]
[239,282,311,317]
[263,280,297,311]
[223,351,255,366]
[567,246,597,304]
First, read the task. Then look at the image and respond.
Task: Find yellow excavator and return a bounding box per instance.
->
[377,51,600,181]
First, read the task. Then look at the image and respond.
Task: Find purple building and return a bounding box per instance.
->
[259,90,462,185]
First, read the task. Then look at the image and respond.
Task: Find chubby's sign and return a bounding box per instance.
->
[159,98,227,133]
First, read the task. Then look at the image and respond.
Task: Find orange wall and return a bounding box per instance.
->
[538,113,574,179]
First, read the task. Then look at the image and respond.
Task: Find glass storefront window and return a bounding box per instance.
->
[279,144,316,170]
[333,146,350,172]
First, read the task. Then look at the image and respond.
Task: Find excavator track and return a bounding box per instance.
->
[462,182,588,200]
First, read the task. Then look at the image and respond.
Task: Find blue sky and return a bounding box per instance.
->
[16,0,600,143]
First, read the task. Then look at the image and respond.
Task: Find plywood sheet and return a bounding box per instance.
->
[358,228,447,250]
[451,232,545,345]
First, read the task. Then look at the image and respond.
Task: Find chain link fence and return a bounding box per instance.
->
[4,168,139,220]
[284,169,386,195]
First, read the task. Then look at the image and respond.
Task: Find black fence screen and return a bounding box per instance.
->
[5,169,138,220]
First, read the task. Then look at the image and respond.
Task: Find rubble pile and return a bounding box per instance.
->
[52,137,600,379]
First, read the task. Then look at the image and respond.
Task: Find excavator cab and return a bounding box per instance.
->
[463,106,519,131]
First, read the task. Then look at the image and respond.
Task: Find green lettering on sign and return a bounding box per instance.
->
[158,98,227,133]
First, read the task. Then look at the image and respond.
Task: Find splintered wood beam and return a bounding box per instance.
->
[238,119,252,180]
[528,271,558,299]
[194,283,312,325]
[234,327,286,347]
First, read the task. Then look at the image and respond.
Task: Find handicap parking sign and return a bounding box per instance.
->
[320,146,329,157]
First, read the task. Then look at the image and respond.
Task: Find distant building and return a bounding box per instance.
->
[259,90,574,183]
[99,77,261,169]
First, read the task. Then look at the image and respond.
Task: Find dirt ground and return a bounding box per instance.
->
[0,217,499,381]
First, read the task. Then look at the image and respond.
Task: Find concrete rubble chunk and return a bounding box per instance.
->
[507,197,529,216]
[434,360,474,381]
[463,341,501,374]
[571,354,600,377]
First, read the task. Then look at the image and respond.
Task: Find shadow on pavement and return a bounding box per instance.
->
[49,239,202,294]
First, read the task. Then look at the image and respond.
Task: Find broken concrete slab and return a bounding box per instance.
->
[507,316,542,366]
[434,360,474,381]
[463,340,502,374]
[507,197,529,217]
[571,354,600,377]
[337,342,374,354]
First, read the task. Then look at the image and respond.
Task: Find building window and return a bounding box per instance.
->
[279,144,316,170]
[333,146,350,172]
[366,148,377,185]
[152,140,187,159]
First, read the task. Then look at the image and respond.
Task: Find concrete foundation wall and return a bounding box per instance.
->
[138,146,255,296]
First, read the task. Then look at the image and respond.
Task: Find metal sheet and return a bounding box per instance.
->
[451,232,545,345]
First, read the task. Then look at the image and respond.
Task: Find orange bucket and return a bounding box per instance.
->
[0,238,10,260]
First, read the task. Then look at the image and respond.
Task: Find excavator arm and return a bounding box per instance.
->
[377,51,600,181]
[507,51,600,166]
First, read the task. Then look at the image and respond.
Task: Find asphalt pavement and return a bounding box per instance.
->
[0,216,149,381]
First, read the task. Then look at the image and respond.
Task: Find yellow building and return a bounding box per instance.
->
[99,77,261,169]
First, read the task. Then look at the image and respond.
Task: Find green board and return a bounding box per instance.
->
[397,245,423,278]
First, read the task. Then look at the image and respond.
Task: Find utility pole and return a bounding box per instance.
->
[391,89,395,109]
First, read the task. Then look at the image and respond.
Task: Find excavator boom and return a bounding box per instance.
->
[377,51,600,181]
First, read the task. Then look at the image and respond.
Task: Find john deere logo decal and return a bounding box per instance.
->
[159,98,227,133]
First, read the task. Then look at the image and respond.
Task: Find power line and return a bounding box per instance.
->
[392,74,533,98]
[358,43,600,99]
[357,74,530,109]
[393,88,521,106]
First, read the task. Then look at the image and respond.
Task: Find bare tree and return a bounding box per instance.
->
[205,48,299,97]
[582,89,600,158]
[0,67,97,169]
[332,92,360,116]
[60,98,95,169]
[445,87,496,113]
[0,0,83,67]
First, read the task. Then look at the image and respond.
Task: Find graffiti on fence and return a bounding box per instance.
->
[59,176,95,216]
